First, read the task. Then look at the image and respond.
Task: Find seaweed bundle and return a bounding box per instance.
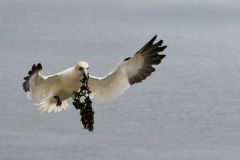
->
[72,75,94,132]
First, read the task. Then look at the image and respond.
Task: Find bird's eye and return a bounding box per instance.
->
[79,67,83,71]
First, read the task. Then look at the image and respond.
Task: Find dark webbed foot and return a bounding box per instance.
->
[54,96,62,106]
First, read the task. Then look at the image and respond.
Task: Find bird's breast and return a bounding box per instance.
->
[55,77,82,100]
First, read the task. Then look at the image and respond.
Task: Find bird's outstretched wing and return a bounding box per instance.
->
[88,35,167,104]
[23,63,60,103]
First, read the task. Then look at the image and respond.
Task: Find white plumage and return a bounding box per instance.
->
[23,35,167,113]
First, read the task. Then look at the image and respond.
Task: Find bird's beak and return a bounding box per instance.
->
[82,68,89,80]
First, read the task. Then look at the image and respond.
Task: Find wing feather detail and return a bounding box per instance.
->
[88,35,167,104]
[23,63,60,103]
[23,63,42,92]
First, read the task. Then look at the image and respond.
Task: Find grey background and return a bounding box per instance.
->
[0,0,240,159]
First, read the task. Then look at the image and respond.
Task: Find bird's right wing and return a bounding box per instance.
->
[23,63,60,103]
[88,35,167,104]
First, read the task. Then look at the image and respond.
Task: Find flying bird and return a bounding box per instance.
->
[23,35,167,113]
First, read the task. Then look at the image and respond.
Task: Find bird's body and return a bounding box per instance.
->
[23,35,167,113]
[49,67,82,100]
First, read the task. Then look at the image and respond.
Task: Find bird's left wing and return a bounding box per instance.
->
[88,35,167,104]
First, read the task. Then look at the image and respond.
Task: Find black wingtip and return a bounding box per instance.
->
[23,63,43,92]
[136,35,159,55]
[148,35,157,45]
[37,63,42,70]
[160,55,166,60]
[157,40,163,46]
[151,35,157,42]
[159,45,167,52]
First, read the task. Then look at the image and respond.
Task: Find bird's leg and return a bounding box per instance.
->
[53,96,62,106]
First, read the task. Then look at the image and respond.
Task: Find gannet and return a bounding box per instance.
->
[23,35,167,113]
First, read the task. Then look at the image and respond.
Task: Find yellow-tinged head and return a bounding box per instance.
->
[75,61,89,79]
[75,61,89,69]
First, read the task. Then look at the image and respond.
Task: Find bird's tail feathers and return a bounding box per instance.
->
[37,97,69,113]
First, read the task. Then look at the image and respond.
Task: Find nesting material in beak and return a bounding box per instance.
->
[82,68,89,80]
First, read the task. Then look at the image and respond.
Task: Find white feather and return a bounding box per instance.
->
[26,66,82,113]
[88,62,131,104]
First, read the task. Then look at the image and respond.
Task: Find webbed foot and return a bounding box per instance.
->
[54,96,62,106]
